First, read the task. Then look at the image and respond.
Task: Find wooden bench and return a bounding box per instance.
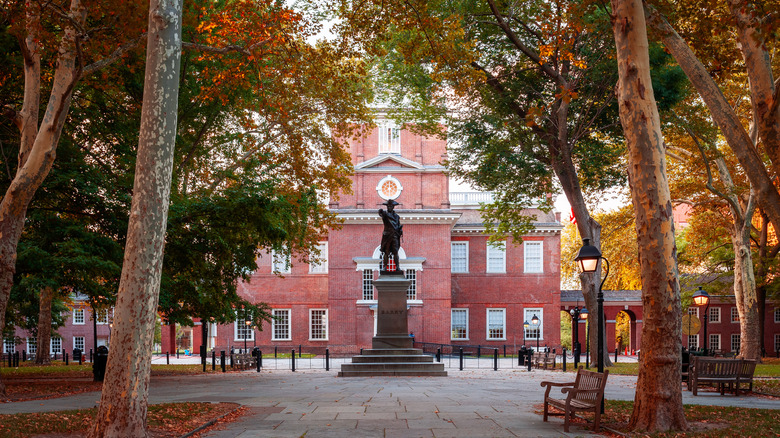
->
[688,357,741,395]
[737,359,757,394]
[541,368,609,432]
[233,353,257,370]
[533,351,556,370]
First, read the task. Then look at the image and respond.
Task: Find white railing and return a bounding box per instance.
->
[449,192,495,205]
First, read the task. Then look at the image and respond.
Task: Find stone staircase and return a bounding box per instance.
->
[338,348,447,377]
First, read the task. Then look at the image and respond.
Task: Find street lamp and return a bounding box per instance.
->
[523,320,530,347]
[570,305,588,367]
[574,238,610,378]
[531,314,540,352]
[692,286,710,356]
[244,317,251,353]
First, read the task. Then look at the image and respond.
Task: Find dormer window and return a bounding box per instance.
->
[378,123,400,154]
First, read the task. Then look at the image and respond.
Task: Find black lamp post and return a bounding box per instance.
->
[531,314,540,352]
[570,305,588,367]
[244,310,251,353]
[575,238,610,379]
[693,286,710,356]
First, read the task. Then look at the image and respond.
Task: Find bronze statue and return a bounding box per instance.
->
[379,199,403,272]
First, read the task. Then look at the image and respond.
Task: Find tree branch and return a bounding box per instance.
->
[82,35,145,76]
[181,38,272,56]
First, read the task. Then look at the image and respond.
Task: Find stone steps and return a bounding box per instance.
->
[338,348,447,377]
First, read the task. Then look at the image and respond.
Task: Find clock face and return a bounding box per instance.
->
[377,175,402,200]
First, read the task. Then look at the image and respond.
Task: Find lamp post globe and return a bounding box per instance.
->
[523,320,529,347]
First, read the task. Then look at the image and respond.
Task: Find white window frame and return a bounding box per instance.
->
[687,307,698,317]
[775,308,780,323]
[451,308,469,340]
[96,308,111,325]
[272,309,291,341]
[775,334,780,353]
[73,308,85,325]
[486,308,506,340]
[271,248,291,274]
[731,307,740,323]
[731,333,741,352]
[73,336,85,352]
[378,122,401,154]
[309,242,328,274]
[709,334,721,352]
[451,242,469,273]
[524,241,543,273]
[524,308,543,341]
[27,337,37,355]
[486,241,506,273]
[309,309,328,341]
[362,269,375,301]
[234,314,255,342]
[688,334,698,350]
[406,269,417,301]
[709,307,721,323]
[50,337,62,355]
[3,338,14,354]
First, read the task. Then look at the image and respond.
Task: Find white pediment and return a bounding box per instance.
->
[355,154,425,171]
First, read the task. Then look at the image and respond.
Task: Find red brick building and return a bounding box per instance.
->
[161,120,564,355]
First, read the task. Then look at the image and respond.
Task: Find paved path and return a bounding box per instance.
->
[3,368,779,437]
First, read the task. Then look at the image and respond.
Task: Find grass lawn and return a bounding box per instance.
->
[0,402,240,438]
[589,400,780,437]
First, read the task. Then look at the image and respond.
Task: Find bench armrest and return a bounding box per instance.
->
[541,381,575,399]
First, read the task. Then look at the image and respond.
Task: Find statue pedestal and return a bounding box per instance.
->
[339,271,446,377]
[373,273,413,349]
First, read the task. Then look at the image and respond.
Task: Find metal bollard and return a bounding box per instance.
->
[291,349,296,372]
[503,345,507,358]
[436,347,441,363]
[615,347,619,363]
[89,348,92,363]
[257,350,261,372]
[477,346,481,358]
[493,348,498,371]
[14,352,19,367]
[22,350,26,362]
[176,350,179,359]
[8,352,11,367]
[166,351,170,365]
[527,350,532,371]
[220,350,226,372]
[65,352,69,366]
[274,346,277,358]
[79,352,83,366]
[459,348,464,371]
[212,350,216,371]
[299,344,302,358]
[325,349,330,371]
[562,347,567,372]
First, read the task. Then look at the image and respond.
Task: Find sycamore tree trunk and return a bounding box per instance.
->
[35,287,54,365]
[89,0,182,436]
[0,0,85,396]
[612,0,687,431]
[551,122,612,369]
[732,215,761,360]
[710,159,761,361]
[643,2,780,236]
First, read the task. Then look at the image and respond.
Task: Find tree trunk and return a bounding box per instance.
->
[733,224,761,360]
[35,287,54,365]
[0,0,85,397]
[642,2,780,236]
[612,0,687,431]
[551,146,612,368]
[89,0,182,436]
[727,0,780,179]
